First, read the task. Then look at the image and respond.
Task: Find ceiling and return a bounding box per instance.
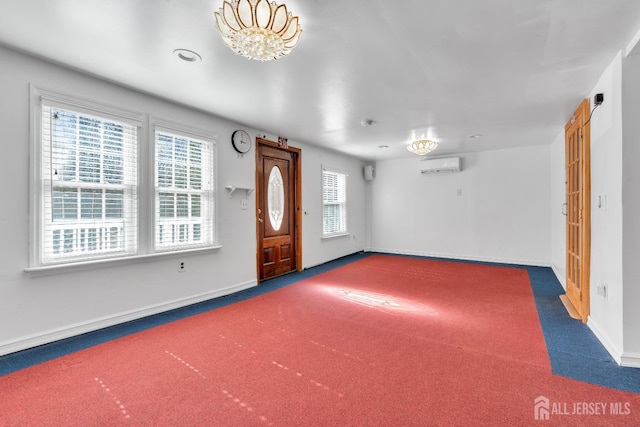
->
[1,0,640,160]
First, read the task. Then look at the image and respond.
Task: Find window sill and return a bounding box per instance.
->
[321,233,350,240]
[24,245,222,278]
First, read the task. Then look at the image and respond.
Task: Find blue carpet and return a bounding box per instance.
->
[1,251,639,395]
[527,266,640,394]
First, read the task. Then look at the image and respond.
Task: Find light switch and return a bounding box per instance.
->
[598,195,607,210]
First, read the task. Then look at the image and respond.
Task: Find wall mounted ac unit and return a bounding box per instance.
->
[420,157,461,174]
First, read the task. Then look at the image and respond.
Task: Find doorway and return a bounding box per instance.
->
[256,138,302,281]
[564,98,591,322]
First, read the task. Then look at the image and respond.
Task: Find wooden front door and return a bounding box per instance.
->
[565,99,591,322]
[256,139,301,281]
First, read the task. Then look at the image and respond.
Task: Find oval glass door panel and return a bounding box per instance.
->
[268,166,284,230]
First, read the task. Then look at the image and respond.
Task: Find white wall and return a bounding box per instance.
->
[300,144,366,268]
[622,50,640,363]
[550,49,640,367]
[369,146,551,266]
[584,52,625,357]
[0,46,365,356]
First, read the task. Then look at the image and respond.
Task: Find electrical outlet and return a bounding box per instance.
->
[240,198,249,210]
[179,261,186,273]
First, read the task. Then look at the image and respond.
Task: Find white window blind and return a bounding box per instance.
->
[322,169,347,237]
[155,130,215,251]
[41,105,138,264]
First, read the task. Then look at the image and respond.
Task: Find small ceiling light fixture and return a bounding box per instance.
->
[173,49,202,63]
[378,145,389,149]
[361,119,375,127]
[406,139,438,156]
[469,133,483,139]
[214,0,302,61]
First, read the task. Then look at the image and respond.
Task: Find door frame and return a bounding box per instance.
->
[255,137,302,281]
[564,98,591,322]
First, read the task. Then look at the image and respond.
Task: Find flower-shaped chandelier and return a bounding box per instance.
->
[215,0,302,61]
[407,139,438,155]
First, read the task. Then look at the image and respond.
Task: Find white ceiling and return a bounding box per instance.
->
[1,0,640,160]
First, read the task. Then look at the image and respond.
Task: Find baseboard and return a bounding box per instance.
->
[550,263,566,290]
[0,280,257,357]
[587,316,624,365]
[303,251,365,270]
[367,247,549,267]
[620,352,640,368]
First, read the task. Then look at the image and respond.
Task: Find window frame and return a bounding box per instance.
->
[41,104,139,264]
[26,86,220,277]
[152,118,218,252]
[321,166,349,238]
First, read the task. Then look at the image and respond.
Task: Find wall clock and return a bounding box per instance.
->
[231,130,251,154]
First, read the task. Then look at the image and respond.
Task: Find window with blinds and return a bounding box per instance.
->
[155,129,215,251]
[30,86,220,271]
[41,105,138,264]
[322,168,347,237]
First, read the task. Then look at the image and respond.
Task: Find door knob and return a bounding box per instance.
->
[258,218,263,223]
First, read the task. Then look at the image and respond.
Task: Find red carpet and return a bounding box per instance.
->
[1,255,639,426]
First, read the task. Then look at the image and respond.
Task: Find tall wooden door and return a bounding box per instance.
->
[256,139,301,281]
[565,99,591,322]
